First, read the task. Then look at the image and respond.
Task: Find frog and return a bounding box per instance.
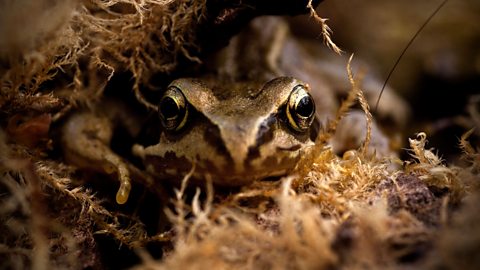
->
[61,16,408,204]
[62,75,319,204]
[132,76,319,187]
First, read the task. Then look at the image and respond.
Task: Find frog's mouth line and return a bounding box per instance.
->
[259,174,287,183]
[276,144,302,151]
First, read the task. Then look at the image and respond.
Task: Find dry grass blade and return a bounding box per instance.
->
[346,55,372,157]
[307,0,342,54]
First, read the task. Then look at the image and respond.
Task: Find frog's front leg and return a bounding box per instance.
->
[61,112,131,204]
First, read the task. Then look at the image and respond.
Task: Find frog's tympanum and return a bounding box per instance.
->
[133,77,318,187]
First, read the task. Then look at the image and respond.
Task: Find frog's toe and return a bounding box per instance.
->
[116,180,131,205]
[104,154,132,204]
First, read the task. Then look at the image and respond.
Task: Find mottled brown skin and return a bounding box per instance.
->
[213,16,408,156]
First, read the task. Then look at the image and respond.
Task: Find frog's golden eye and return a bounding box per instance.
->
[159,86,189,131]
[286,85,316,132]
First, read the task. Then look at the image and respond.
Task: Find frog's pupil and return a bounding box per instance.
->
[296,96,313,117]
[161,97,179,119]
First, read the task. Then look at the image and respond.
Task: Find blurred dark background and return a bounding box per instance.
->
[292,0,480,162]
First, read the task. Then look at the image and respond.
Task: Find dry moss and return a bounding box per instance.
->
[1,0,208,115]
[133,130,478,269]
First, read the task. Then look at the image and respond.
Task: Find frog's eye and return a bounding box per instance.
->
[286,85,316,132]
[159,86,189,131]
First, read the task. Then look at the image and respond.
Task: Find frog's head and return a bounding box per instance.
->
[134,76,319,186]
